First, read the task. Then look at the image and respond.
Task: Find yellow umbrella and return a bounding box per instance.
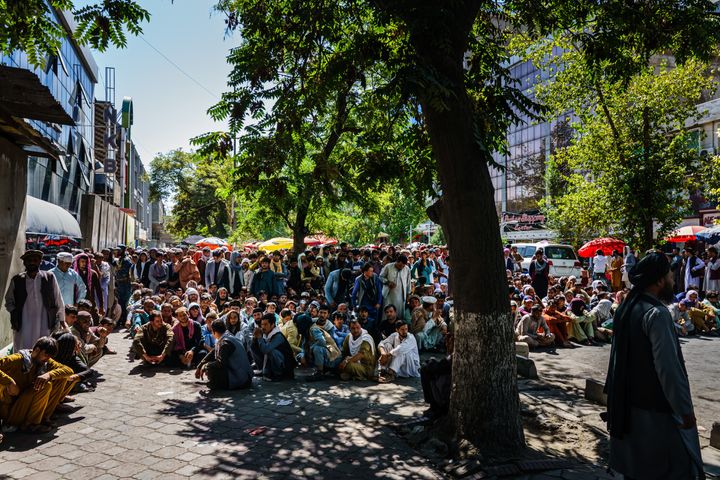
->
[257,237,294,252]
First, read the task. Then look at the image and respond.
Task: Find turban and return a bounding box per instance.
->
[628,252,670,290]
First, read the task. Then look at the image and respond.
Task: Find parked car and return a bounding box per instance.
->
[513,242,583,277]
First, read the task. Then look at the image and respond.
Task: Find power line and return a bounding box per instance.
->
[139,35,219,99]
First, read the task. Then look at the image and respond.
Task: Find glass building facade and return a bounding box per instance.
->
[491,56,555,215]
[0,9,98,218]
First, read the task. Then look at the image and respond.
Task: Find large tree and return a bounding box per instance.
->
[1,0,149,67]
[207,0,720,452]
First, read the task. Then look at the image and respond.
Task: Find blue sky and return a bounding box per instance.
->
[93,0,233,164]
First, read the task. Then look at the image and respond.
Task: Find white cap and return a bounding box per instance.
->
[57,252,73,262]
[421,296,437,304]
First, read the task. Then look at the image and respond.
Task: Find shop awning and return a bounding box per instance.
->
[25,195,82,238]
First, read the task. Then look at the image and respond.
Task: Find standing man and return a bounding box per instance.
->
[113,245,133,329]
[670,247,684,294]
[529,249,550,299]
[684,247,705,293]
[379,255,412,321]
[50,252,86,307]
[605,252,704,479]
[5,250,65,352]
[351,263,383,334]
[592,249,608,285]
[204,250,230,291]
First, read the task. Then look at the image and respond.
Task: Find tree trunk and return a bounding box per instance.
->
[406,10,525,452]
[292,202,309,255]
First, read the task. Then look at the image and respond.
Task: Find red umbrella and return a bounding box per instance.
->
[195,237,232,251]
[578,237,626,258]
[665,225,706,243]
[304,234,338,246]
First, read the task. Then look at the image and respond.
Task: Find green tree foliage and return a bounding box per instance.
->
[527,37,716,249]
[0,0,149,67]
[148,149,232,240]
[195,0,435,253]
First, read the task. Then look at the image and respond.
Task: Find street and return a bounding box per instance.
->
[534,335,720,444]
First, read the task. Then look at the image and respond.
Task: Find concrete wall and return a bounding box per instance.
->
[80,194,131,250]
[0,138,28,348]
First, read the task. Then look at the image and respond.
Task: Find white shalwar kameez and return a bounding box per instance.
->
[378,332,420,378]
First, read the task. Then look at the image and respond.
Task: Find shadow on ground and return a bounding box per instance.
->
[156,372,439,479]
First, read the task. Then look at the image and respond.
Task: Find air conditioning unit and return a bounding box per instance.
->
[700,147,716,157]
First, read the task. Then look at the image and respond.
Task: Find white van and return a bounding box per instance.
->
[513,242,582,278]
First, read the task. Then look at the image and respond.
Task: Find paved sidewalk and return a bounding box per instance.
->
[0,332,440,479]
[0,332,627,479]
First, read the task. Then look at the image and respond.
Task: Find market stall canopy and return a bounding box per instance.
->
[181,234,205,245]
[665,226,707,243]
[195,237,232,251]
[258,237,294,252]
[25,195,82,238]
[304,234,338,246]
[696,226,720,244]
[578,237,626,258]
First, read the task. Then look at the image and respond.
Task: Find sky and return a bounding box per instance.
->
[92,0,234,164]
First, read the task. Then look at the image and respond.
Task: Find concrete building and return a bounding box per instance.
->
[0,10,155,346]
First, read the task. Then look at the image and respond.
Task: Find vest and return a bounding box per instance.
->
[627,296,685,413]
[10,271,60,331]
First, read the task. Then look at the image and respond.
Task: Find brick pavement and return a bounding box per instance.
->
[0,332,442,479]
[0,332,621,479]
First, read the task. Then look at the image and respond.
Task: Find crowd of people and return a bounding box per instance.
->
[1,242,454,436]
[508,245,720,352]
[4,237,717,439]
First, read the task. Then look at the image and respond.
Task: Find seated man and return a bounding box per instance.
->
[279,309,303,361]
[568,298,596,346]
[130,298,156,337]
[250,313,296,381]
[306,314,343,381]
[669,300,694,336]
[331,311,350,349]
[378,321,421,383]
[55,333,97,393]
[339,319,377,381]
[132,311,174,366]
[317,305,333,332]
[0,337,77,434]
[171,307,206,368]
[195,319,252,390]
[421,298,448,352]
[376,305,399,343]
[71,311,106,367]
[542,297,574,348]
[515,304,555,349]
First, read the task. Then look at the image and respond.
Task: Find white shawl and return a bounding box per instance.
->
[348,328,375,356]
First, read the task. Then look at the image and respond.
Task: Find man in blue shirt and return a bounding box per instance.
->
[50,252,86,306]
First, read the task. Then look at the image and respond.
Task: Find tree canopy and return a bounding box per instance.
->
[0,0,149,67]
[518,34,717,249]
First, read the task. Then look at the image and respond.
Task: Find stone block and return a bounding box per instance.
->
[711,422,720,449]
[584,379,607,406]
[516,355,538,379]
[515,342,530,358]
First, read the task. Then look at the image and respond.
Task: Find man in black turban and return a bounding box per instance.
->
[605,253,704,479]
